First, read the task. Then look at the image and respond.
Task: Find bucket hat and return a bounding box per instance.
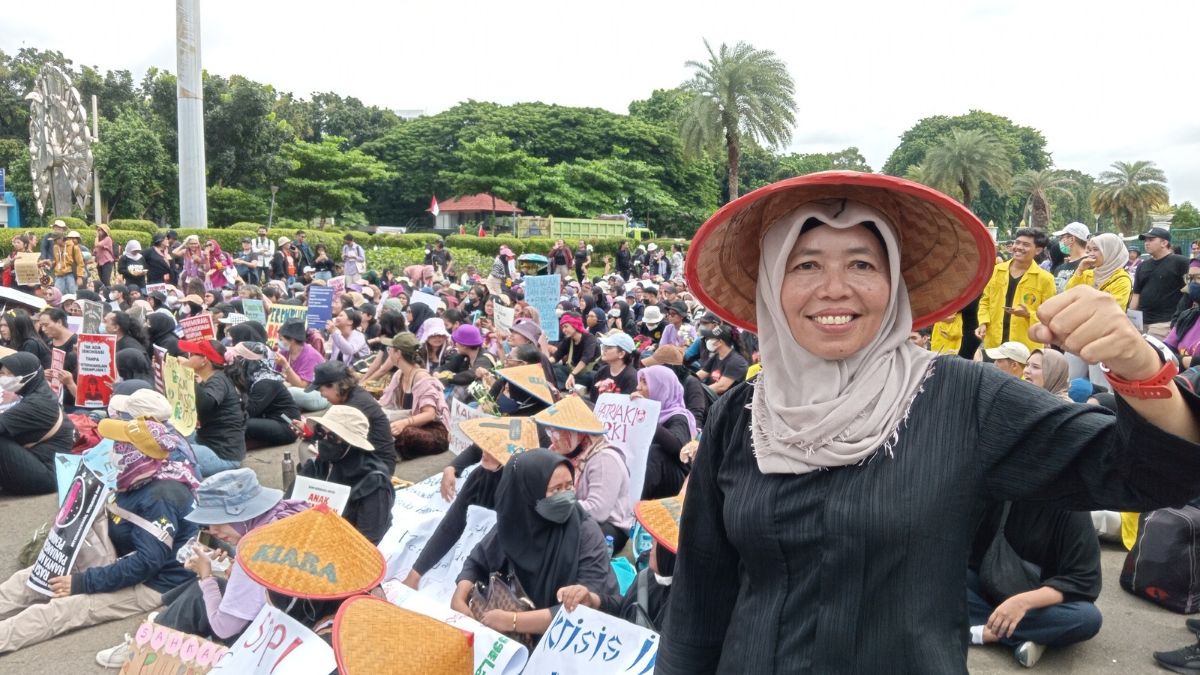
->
[333,596,472,675]
[533,395,605,435]
[310,405,373,451]
[459,416,540,465]
[497,363,555,404]
[451,323,483,347]
[97,417,179,460]
[685,171,993,332]
[186,468,284,525]
[641,306,664,327]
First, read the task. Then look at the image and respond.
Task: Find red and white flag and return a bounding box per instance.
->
[429,196,440,217]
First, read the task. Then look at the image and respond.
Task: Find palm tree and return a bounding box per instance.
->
[923,129,1012,210]
[1090,160,1169,235]
[681,40,796,200]
[904,162,962,201]
[1011,169,1078,229]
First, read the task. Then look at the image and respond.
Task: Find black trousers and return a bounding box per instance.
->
[158,577,235,645]
[245,418,297,447]
[98,262,113,288]
[0,438,56,495]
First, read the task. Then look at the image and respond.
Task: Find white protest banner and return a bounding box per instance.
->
[593,393,661,507]
[494,304,515,334]
[123,620,229,673]
[210,605,335,675]
[411,290,440,311]
[523,274,561,341]
[145,283,169,296]
[179,312,217,341]
[524,604,659,675]
[291,475,350,515]
[28,463,109,596]
[383,582,528,675]
[449,398,495,455]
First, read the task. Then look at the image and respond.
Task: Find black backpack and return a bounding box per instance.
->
[1120,506,1200,614]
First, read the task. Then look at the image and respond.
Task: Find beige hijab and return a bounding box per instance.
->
[1032,349,1070,399]
[752,199,936,474]
[1091,233,1127,287]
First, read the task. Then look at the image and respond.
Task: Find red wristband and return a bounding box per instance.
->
[1104,360,1178,400]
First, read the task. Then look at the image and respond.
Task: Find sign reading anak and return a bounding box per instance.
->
[593,393,660,507]
[28,462,109,596]
[121,620,229,674]
[291,475,350,515]
[524,274,561,341]
[524,604,659,675]
[210,605,335,675]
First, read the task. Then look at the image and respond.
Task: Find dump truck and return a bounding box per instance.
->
[512,215,655,241]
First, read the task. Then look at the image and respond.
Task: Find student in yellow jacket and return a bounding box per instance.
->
[1065,232,1132,310]
[975,229,1056,352]
[930,312,963,355]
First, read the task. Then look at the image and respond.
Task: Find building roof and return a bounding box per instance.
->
[431,194,524,214]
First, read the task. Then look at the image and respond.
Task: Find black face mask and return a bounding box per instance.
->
[315,438,350,463]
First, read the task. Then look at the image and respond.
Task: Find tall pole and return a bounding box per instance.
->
[176,0,207,228]
[91,95,102,225]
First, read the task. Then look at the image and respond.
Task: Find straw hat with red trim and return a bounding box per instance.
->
[459,416,539,465]
[236,504,385,600]
[685,171,993,331]
[533,395,604,435]
[333,596,473,675]
[497,363,555,405]
[635,493,684,554]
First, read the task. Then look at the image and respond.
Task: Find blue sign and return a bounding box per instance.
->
[523,274,562,341]
[306,286,335,330]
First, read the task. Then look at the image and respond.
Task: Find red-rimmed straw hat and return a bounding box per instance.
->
[684,171,993,331]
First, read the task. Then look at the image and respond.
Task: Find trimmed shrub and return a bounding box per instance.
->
[108,219,160,236]
[0,228,147,256]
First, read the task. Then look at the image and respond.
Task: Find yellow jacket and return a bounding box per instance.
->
[977,260,1056,351]
[931,314,963,355]
[53,241,84,279]
[1066,268,1132,310]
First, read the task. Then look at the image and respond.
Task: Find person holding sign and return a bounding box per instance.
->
[178,340,245,477]
[0,417,199,654]
[0,353,75,495]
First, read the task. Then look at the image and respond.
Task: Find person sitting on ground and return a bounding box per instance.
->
[985,341,1031,378]
[452,448,621,637]
[296,405,394,545]
[94,468,309,667]
[551,313,601,392]
[358,310,407,385]
[0,417,199,655]
[643,344,711,429]
[378,332,451,460]
[695,324,748,396]
[273,320,330,412]
[178,339,245,477]
[587,331,640,400]
[622,493,682,631]
[438,323,497,402]
[116,348,154,384]
[147,312,182,358]
[536,395,634,551]
[635,365,697,500]
[966,500,1103,668]
[105,311,150,356]
[38,308,79,410]
[225,342,300,448]
[1,310,51,369]
[0,353,76,495]
[418,318,453,373]
[330,308,371,368]
[307,361,397,473]
[1166,259,1200,369]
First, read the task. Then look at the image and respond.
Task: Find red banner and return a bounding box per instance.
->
[76,334,117,409]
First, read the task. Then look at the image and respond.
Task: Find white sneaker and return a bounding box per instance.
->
[147,610,159,624]
[95,634,132,669]
[1015,641,1046,668]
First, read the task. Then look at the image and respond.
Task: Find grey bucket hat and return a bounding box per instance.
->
[185,468,283,525]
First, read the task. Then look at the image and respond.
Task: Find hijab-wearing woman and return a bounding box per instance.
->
[1024,349,1071,400]
[658,173,1200,674]
[1168,258,1200,368]
[452,449,621,637]
[147,313,182,358]
[0,353,76,495]
[1067,232,1132,310]
[226,342,300,447]
[116,348,154,384]
[203,240,237,290]
[637,365,698,499]
[117,240,147,293]
[407,303,436,341]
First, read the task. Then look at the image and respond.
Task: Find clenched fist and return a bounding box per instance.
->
[1028,286,1160,381]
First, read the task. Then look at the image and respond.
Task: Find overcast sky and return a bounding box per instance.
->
[5,0,1198,208]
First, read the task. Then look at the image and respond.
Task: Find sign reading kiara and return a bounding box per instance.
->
[248,545,338,584]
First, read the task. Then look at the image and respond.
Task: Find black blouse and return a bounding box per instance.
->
[658,356,1200,674]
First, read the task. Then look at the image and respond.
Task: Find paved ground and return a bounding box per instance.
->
[0,437,1185,673]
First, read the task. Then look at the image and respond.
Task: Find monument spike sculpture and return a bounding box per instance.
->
[25,65,94,217]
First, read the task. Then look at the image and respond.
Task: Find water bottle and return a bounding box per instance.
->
[281,451,295,490]
[605,535,615,560]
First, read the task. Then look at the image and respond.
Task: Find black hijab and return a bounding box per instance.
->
[147,313,182,357]
[229,321,268,345]
[408,304,435,338]
[495,448,581,608]
[0,353,61,444]
[116,348,154,383]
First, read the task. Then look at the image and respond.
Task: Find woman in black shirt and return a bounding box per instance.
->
[587,331,639,401]
[1,310,51,369]
[105,311,149,356]
[636,365,696,499]
[226,341,300,448]
[0,353,76,495]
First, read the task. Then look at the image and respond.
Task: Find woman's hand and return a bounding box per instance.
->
[1004,304,1031,319]
[440,467,458,502]
[565,374,575,391]
[986,594,1029,639]
[474,366,491,380]
[556,585,596,612]
[1029,285,1159,380]
[48,575,73,598]
[680,440,699,464]
[390,419,409,437]
[1077,254,1098,272]
[481,609,516,633]
[401,569,422,590]
[184,549,213,579]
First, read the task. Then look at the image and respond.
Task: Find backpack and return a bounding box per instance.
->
[68,414,102,454]
[1120,506,1200,613]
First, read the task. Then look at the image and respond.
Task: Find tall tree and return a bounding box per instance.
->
[1011,169,1077,229]
[438,133,545,223]
[277,136,392,225]
[93,108,175,221]
[924,129,1012,210]
[680,40,796,200]
[1090,160,1169,235]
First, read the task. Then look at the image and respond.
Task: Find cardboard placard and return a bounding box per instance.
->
[449,398,495,456]
[494,304,515,334]
[14,252,40,286]
[28,463,109,596]
[210,605,335,675]
[152,346,167,395]
[524,605,659,675]
[305,287,334,331]
[242,299,267,325]
[290,475,350,515]
[163,352,198,437]
[265,305,309,348]
[145,283,169,296]
[179,312,217,341]
[80,300,106,335]
[593,393,661,508]
[523,274,561,341]
[76,334,117,409]
[120,621,229,674]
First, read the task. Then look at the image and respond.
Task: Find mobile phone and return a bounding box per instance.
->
[198,531,234,556]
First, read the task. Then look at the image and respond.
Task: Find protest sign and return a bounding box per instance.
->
[305,286,335,330]
[14,252,40,286]
[48,347,65,402]
[329,275,346,298]
[523,274,561,341]
[1128,309,1144,332]
[210,605,335,675]
[56,447,116,506]
[80,300,106,334]
[593,393,661,508]
[163,352,198,436]
[525,605,659,675]
[291,475,350,515]
[411,290,440,311]
[28,463,109,596]
[242,299,267,325]
[383,582,529,675]
[265,305,309,347]
[145,283,168,296]
[449,398,495,455]
[121,620,229,674]
[179,312,217,341]
[494,304,515,334]
[67,315,83,334]
[76,334,117,408]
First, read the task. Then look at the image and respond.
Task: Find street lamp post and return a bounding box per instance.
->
[268,184,278,227]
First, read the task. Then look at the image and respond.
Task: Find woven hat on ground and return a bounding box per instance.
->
[685,171,993,332]
[533,395,604,435]
[459,416,539,465]
[635,493,684,553]
[236,504,385,600]
[497,363,555,404]
[333,595,472,675]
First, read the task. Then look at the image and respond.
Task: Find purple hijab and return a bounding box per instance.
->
[231,498,310,536]
[638,365,697,438]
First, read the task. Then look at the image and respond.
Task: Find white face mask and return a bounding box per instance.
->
[654,573,674,586]
[0,373,33,393]
[705,339,720,353]
[179,305,191,316]
[108,292,117,301]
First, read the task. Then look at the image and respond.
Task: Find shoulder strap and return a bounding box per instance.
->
[25,409,64,449]
[106,501,175,549]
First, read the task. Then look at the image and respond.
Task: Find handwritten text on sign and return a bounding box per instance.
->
[122,620,229,673]
[524,604,659,675]
[593,394,660,507]
[210,605,335,675]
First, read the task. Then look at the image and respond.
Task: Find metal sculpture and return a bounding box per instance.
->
[25,65,94,217]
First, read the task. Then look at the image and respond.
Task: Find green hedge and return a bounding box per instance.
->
[108,219,160,236]
[0,227,147,256]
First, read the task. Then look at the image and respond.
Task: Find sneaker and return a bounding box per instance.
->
[1155,642,1200,674]
[1014,641,1046,668]
[1187,618,1200,636]
[146,610,159,624]
[95,634,132,669]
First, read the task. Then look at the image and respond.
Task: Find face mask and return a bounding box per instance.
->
[1058,242,1071,254]
[0,372,33,393]
[1189,282,1200,304]
[705,339,720,352]
[654,573,674,586]
[108,292,118,301]
[179,305,191,315]
[535,490,577,524]
[316,439,350,463]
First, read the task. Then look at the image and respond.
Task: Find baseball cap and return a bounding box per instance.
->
[700,324,735,345]
[984,341,1031,365]
[178,339,227,366]
[387,332,420,355]
[1051,222,1090,242]
[599,331,636,354]
[1139,227,1171,242]
[307,361,352,391]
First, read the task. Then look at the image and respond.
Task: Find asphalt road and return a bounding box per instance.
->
[0,437,1183,673]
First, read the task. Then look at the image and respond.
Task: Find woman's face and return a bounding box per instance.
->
[546,464,574,497]
[779,224,891,360]
[508,332,530,348]
[0,321,9,341]
[335,311,349,328]
[587,313,598,327]
[561,324,576,339]
[426,334,446,350]
[1085,239,1104,267]
[548,428,575,454]
[485,298,494,315]
[12,238,25,252]
[601,345,621,364]
[206,523,241,546]
[1023,352,1044,387]
[204,292,216,305]
[636,378,650,399]
[104,313,120,335]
